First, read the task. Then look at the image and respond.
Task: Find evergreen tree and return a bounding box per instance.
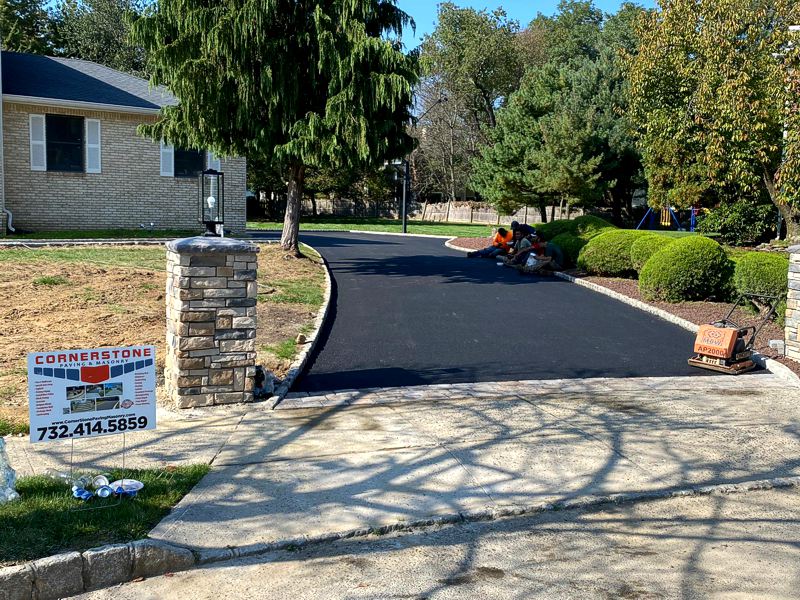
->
[131,0,416,253]
[0,0,53,53]
[52,0,148,75]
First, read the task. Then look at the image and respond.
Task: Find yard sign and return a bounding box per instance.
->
[27,346,157,444]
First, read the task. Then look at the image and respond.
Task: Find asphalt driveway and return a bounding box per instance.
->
[249,231,720,392]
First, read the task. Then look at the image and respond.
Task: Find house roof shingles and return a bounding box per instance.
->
[1,51,176,111]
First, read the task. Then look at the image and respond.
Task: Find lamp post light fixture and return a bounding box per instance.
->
[199,168,225,236]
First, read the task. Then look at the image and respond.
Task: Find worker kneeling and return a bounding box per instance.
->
[467,227,513,258]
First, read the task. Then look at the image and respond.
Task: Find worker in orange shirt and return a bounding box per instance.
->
[467,227,514,258]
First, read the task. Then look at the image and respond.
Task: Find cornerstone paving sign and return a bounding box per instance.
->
[27,346,157,443]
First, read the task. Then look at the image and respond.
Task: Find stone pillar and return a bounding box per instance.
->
[165,237,260,408]
[787,245,800,362]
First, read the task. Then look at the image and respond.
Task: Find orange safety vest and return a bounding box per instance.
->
[492,231,513,251]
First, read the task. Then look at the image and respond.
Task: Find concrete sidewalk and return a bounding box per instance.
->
[147,372,800,553]
[79,486,800,599]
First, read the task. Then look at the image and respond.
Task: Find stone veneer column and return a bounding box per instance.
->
[787,245,800,362]
[165,237,260,408]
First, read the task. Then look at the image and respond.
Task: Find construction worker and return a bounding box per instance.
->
[467,227,514,258]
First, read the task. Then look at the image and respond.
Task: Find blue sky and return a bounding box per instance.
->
[396,0,658,48]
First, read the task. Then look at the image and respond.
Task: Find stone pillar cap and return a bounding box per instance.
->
[788,244,800,255]
[166,237,260,254]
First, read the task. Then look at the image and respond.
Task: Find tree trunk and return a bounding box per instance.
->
[763,165,800,244]
[281,164,305,256]
[558,197,565,220]
[538,201,547,223]
[549,203,555,222]
[310,192,317,217]
[608,191,622,226]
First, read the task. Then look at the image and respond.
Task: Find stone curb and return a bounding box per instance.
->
[553,270,800,387]
[444,238,800,387]
[270,243,333,407]
[5,475,796,598]
[444,238,471,253]
[0,540,194,600]
[186,475,800,566]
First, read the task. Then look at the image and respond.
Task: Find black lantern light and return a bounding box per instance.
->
[199,169,225,236]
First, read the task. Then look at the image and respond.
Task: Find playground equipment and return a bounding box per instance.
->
[688,294,778,375]
[636,205,700,232]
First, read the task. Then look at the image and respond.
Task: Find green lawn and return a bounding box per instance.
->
[248,217,496,238]
[0,465,209,565]
[4,228,198,240]
[0,246,167,271]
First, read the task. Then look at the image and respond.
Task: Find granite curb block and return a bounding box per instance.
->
[443,238,800,387]
[444,238,471,253]
[4,477,797,599]
[181,475,800,568]
[0,540,194,600]
[270,244,333,407]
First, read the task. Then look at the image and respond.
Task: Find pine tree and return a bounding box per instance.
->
[0,0,53,53]
[131,0,416,253]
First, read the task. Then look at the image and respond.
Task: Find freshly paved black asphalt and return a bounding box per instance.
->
[250,231,729,392]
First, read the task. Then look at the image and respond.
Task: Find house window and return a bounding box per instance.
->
[174,148,204,178]
[45,115,84,173]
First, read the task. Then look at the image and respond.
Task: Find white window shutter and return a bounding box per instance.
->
[85,119,101,173]
[160,141,174,176]
[207,151,221,171]
[29,115,46,171]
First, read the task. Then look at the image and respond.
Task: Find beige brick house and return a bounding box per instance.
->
[0,51,247,235]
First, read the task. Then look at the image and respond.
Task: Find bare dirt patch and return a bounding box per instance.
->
[0,244,325,428]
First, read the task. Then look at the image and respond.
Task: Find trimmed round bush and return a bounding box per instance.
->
[549,233,587,267]
[733,251,789,298]
[639,236,734,302]
[573,214,616,239]
[534,215,615,241]
[577,230,650,277]
[534,219,581,241]
[630,234,676,274]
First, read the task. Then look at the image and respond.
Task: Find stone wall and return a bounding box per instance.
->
[786,245,800,362]
[2,102,247,232]
[165,237,259,408]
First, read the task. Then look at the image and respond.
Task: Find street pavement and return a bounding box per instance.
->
[80,486,800,599]
[248,231,715,392]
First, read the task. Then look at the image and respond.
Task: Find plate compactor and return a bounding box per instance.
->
[688,293,779,375]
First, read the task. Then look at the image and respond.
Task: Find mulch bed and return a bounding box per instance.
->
[574,273,800,379]
[451,236,492,250]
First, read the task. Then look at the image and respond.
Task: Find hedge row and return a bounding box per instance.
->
[541,215,616,268]
[539,219,788,311]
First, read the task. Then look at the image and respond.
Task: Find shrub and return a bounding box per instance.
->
[549,233,587,267]
[639,236,734,302]
[573,214,616,239]
[695,200,776,246]
[577,230,650,277]
[733,252,789,325]
[630,234,676,274]
[533,215,615,241]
